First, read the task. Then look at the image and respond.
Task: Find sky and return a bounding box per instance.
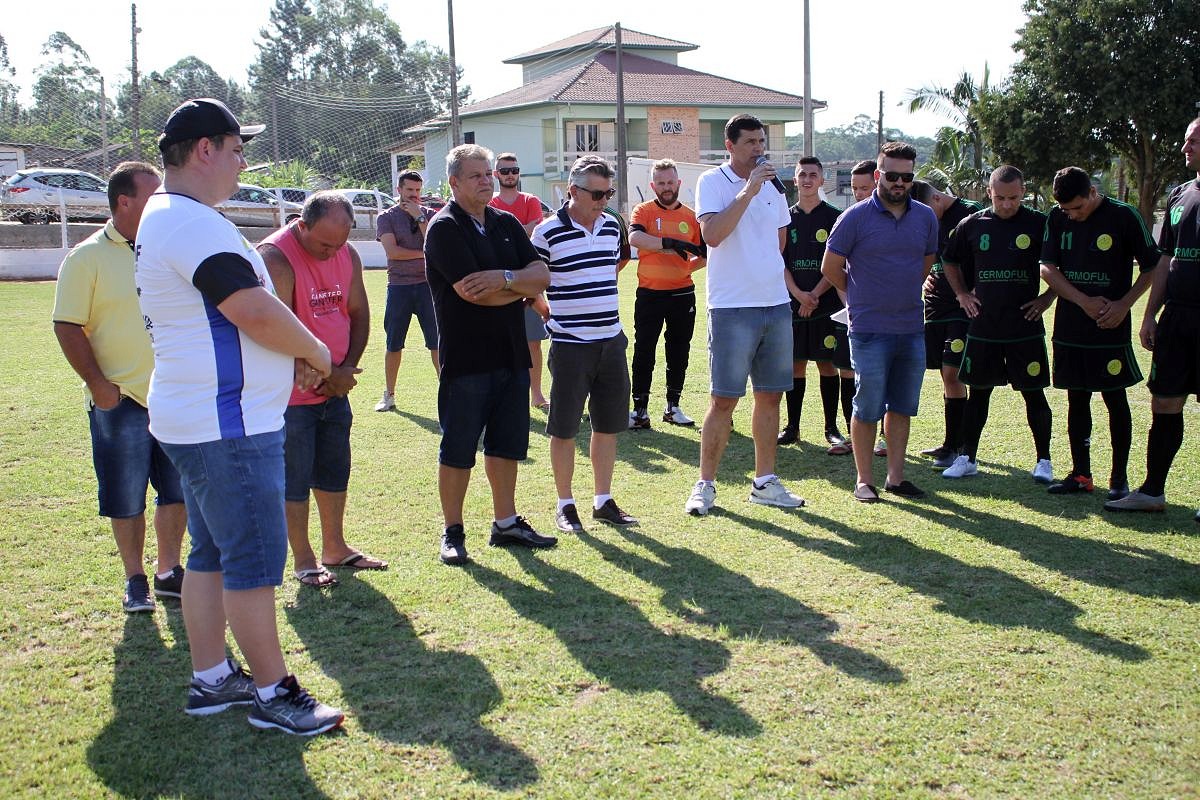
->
[3,0,1030,137]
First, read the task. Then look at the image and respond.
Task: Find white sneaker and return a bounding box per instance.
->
[1031,459,1053,484]
[748,476,805,508]
[685,481,716,516]
[942,454,978,478]
[662,405,695,426]
[374,391,396,412]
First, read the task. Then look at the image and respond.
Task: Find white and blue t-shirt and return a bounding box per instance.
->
[135,192,292,445]
[532,207,623,343]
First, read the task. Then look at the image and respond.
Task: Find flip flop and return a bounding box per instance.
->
[322,552,389,571]
[853,483,880,503]
[295,566,338,587]
[533,401,550,411]
[827,442,852,456]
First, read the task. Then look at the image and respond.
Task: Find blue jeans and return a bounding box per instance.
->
[161,428,288,590]
[88,396,183,518]
[848,331,926,422]
[707,303,793,397]
[284,397,352,501]
[384,282,438,351]
[438,368,531,469]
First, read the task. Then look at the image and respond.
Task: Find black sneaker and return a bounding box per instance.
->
[440,525,470,565]
[153,565,185,599]
[555,503,585,532]
[185,659,256,716]
[921,445,954,460]
[1107,483,1130,501]
[932,449,960,469]
[489,516,557,549]
[247,675,344,736]
[1047,473,1094,494]
[123,574,155,613]
[777,426,799,446]
[824,428,847,447]
[593,498,637,525]
[628,409,652,430]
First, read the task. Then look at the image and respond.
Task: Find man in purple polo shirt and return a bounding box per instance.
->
[821,142,939,502]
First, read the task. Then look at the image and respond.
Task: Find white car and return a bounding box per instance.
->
[331,189,396,229]
[218,183,303,228]
[1,168,110,224]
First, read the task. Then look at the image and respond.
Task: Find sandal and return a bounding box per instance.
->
[295,566,338,587]
[322,552,389,571]
[853,483,880,503]
[827,441,852,456]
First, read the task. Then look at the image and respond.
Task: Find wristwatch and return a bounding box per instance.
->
[503,270,515,290]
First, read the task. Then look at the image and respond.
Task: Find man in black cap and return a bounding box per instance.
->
[136,98,344,735]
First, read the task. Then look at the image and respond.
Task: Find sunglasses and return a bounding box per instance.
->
[882,171,915,183]
[496,167,520,175]
[574,186,616,201]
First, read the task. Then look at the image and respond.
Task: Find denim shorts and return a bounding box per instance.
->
[161,428,288,590]
[547,333,631,438]
[848,331,926,422]
[88,396,183,518]
[438,367,531,469]
[384,282,439,352]
[708,303,793,397]
[284,397,352,501]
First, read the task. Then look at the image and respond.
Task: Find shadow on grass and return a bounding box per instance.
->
[883,485,1200,603]
[88,612,328,800]
[578,527,904,684]
[286,579,538,790]
[723,508,1151,662]
[394,409,440,436]
[468,549,762,737]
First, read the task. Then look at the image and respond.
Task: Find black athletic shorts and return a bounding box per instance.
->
[924,319,969,370]
[792,315,849,365]
[1147,304,1200,399]
[1051,340,1143,392]
[959,335,1050,391]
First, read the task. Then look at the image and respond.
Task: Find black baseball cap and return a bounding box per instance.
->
[157,98,266,152]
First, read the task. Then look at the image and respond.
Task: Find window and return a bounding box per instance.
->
[575,124,599,152]
[463,131,475,144]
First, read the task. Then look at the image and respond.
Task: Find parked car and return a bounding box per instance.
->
[271,187,312,204]
[420,194,447,213]
[1,168,109,224]
[218,183,303,227]
[331,189,395,229]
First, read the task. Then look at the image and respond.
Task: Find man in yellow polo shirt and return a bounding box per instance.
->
[52,161,187,613]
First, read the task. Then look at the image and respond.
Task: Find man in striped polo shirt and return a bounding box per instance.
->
[532,155,637,533]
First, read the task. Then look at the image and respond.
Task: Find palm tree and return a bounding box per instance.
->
[904,67,991,173]
[917,127,988,201]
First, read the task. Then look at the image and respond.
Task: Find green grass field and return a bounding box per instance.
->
[1,269,1197,799]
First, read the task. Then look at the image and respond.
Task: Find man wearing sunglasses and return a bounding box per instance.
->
[821,141,939,502]
[532,155,637,532]
[685,114,805,516]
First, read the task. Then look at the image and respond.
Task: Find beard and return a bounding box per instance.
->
[655,189,678,206]
[498,175,519,189]
[883,183,909,204]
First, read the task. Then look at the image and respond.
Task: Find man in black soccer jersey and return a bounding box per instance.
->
[1039,166,1160,499]
[937,165,1056,481]
[778,156,854,454]
[1106,117,1200,519]
[912,180,985,468]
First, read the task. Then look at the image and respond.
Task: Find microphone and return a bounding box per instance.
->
[755,155,787,195]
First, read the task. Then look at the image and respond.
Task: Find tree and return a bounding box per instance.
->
[904,67,991,174]
[1003,0,1200,222]
[918,127,988,201]
[117,56,245,143]
[28,32,110,149]
[247,0,466,183]
[0,33,20,128]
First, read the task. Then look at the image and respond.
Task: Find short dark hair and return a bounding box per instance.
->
[106,161,161,211]
[1052,166,1093,203]
[909,179,933,204]
[878,141,917,165]
[797,156,823,171]
[851,160,876,176]
[396,170,423,188]
[724,114,765,144]
[990,165,1024,185]
[651,158,678,174]
[569,154,614,185]
[160,133,228,169]
[301,190,354,227]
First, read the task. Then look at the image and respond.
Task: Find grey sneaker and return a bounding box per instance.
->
[1103,490,1166,513]
[685,481,716,516]
[247,675,344,736]
[185,659,255,716]
[593,498,637,525]
[374,391,395,412]
[555,503,585,533]
[123,574,155,613]
[748,476,805,508]
[941,454,978,478]
[489,516,557,548]
[153,565,185,599]
[662,405,695,426]
[440,525,469,566]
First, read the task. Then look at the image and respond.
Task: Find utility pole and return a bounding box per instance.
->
[802,0,813,157]
[99,76,109,174]
[130,3,141,160]
[615,23,627,216]
[877,91,884,154]
[270,93,280,164]
[447,0,461,147]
